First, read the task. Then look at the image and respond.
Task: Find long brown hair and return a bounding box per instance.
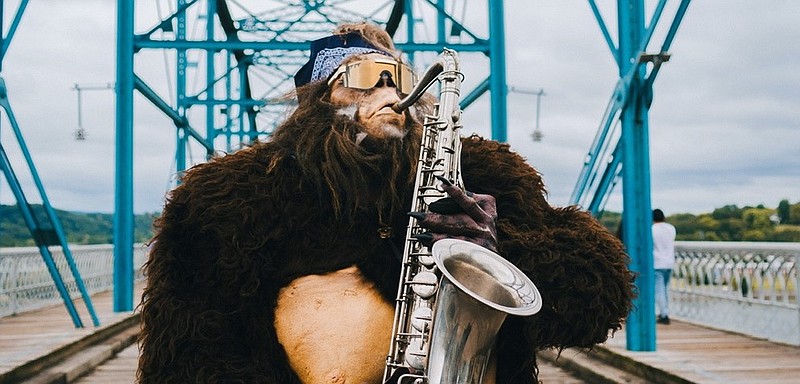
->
[268,81,426,227]
[264,22,429,223]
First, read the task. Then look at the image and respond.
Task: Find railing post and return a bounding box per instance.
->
[795,250,800,333]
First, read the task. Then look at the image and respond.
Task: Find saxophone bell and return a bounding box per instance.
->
[427,239,541,382]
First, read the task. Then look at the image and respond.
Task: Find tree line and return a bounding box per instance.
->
[598,199,800,242]
[3,199,800,247]
[0,204,156,247]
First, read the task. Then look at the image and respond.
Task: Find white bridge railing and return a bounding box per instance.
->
[1,242,798,346]
[0,244,148,317]
[672,241,799,346]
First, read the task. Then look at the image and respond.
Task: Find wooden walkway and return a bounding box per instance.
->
[0,285,143,383]
[2,284,799,383]
[601,321,800,384]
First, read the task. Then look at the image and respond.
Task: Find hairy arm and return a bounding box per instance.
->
[138,144,299,383]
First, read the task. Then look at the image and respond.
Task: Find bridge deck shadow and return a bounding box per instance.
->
[1,284,798,383]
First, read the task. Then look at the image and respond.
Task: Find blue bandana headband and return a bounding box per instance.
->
[294,32,392,88]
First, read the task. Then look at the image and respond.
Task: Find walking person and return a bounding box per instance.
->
[652,208,676,324]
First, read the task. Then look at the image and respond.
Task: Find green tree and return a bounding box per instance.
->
[742,208,774,230]
[789,203,800,225]
[696,214,721,240]
[773,225,800,242]
[669,213,699,240]
[742,229,768,241]
[0,204,157,246]
[711,205,742,220]
[777,199,791,223]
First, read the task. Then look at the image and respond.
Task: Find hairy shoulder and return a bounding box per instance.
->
[460,135,550,222]
[164,143,301,226]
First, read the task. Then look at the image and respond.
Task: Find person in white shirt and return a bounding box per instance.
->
[652,208,676,324]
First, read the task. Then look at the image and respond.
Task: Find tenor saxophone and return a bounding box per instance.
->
[383,48,543,384]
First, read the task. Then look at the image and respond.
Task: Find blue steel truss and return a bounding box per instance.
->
[0,0,99,328]
[570,0,692,351]
[114,0,508,310]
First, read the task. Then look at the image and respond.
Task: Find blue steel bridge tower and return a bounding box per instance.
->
[114,0,509,310]
[570,0,692,352]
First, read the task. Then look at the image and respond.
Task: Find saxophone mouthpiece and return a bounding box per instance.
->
[392,57,447,113]
[391,102,404,113]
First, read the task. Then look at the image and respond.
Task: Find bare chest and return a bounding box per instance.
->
[274,266,394,384]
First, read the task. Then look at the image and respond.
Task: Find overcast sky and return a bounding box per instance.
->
[0,1,797,217]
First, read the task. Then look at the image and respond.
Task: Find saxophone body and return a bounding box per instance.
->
[384,49,543,384]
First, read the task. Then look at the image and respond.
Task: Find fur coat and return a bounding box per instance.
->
[138,97,635,383]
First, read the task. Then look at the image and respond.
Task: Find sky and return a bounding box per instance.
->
[0,0,798,216]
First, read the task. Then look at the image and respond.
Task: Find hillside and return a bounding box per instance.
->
[0,204,157,247]
[3,199,799,247]
[597,199,800,242]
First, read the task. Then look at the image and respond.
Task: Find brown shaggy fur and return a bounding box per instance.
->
[138,23,635,384]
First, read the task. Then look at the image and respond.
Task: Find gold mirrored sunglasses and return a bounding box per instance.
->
[327,57,417,94]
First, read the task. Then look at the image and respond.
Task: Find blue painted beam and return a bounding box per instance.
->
[0,1,99,327]
[0,0,29,65]
[176,0,189,175]
[488,0,507,142]
[114,0,135,312]
[133,38,492,54]
[572,1,691,208]
[618,0,655,352]
[0,142,84,327]
[570,94,624,206]
[588,0,618,61]
[205,0,217,159]
[460,77,489,110]
[587,142,622,215]
[133,76,211,151]
[184,97,266,107]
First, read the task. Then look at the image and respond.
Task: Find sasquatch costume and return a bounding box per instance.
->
[138,25,635,384]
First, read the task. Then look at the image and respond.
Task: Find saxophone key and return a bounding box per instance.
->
[410,271,438,299]
[410,307,432,332]
[404,338,427,370]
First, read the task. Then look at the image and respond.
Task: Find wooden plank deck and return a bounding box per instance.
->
[0,285,143,382]
[3,282,799,383]
[602,320,800,384]
[73,345,591,384]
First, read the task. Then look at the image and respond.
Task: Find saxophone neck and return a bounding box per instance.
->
[391,49,460,113]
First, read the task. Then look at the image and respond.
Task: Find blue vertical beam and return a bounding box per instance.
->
[435,0,446,43]
[618,0,655,351]
[114,0,135,312]
[488,0,507,142]
[405,0,416,64]
[225,53,234,149]
[238,64,249,140]
[176,0,188,174]
[205,0,217,157]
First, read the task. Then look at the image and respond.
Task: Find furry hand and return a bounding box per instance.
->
[409,176,499,252]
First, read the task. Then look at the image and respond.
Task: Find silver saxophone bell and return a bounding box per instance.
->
[427,239,541,383]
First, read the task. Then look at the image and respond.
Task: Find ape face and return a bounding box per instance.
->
[328,53,410,140]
